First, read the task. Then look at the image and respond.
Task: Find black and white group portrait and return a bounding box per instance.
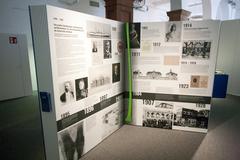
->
[75,77,88,101]
[112,63,120,83]
[103,40,112,59]
[165,22,181,42]
[58,121,85,160]
[182,40,211,59]
[60,81,74,104]
[142,109,173,129]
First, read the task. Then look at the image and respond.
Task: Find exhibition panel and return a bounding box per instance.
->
[128,21,220,133]
[30,5,220,160]
[30,5,124,159]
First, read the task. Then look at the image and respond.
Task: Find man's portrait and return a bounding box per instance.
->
[103,40,112,59]
[60,81,74,104]
[75,77,88,101]
[112,63,120,83]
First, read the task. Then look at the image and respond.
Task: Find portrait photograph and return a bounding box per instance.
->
[112,63,120,83]
[59,81,75,104]
[103,40,112,59]
[75,77,88,101]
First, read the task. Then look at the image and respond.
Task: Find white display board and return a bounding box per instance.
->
[129,21,220,133]
[30,4,221,160]
[0,33,32,101]
[30,5,124,160]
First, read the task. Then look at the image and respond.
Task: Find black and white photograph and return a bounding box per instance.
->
[91,40,103,65]
[112,63,120,83]
[87,21,111,38]
[102,105,123,139]
[133,68,178,80]
[90,75,110,88]
[89,66,111,94]
[59,81,75,104]
[103,40,112,59]
[92,41,98,53]
[129,23,141,48]
[58,121,85,160]
[182,40,212,59]
[155,102,174,109]
[165,22,182,42]
[142,108,173,129]
[174,106,210,129]
[75,77,88,101]
[117,40,124,55]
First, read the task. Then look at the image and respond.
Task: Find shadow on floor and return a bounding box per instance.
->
[208,95,240,132]
[0,92,45,160]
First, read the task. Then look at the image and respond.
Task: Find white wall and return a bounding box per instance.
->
[212,0,240,20]
[181,0,212,20]
[0,0,105,91]
[216,20,240,96]
[133,0,170,22]
[0,33,32,101]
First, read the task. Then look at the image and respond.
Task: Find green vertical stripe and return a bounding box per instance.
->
[125,23,132,123]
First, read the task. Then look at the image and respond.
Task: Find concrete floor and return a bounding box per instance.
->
[0,93,240,160]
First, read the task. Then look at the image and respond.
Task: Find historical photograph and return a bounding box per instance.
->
[58,121,85,160]
[75,77,88,101]
[117,40,124,55]
[91,40,103,65]
[86,21,111,38]
[90,74,110,88]
[102,105,123,139]
[92,41,98,53]
[143,101,173,129]
[133,68,178,80]
[59,81,75,104]
[129,23,141,48]
[165,22,182,42]
[112,63,120,83]
[142,108,173,129]
[89,66,111,94]
[155,102,174,109]
[173,106,210,129]
[182,40,212,59]
[103,40,112,59]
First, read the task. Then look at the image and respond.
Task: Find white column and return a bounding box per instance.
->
[170,0,182,10]
[202,0,212,19]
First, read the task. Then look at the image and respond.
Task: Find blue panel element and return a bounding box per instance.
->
[40,92,52,112]
[212,74,228,98]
